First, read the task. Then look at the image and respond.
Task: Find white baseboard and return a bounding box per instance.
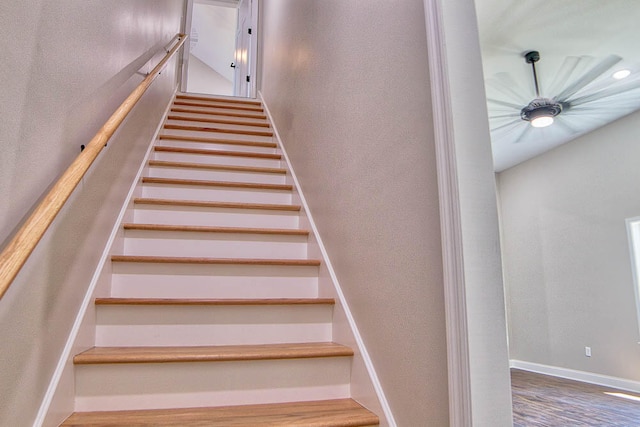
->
[510,360,640,393]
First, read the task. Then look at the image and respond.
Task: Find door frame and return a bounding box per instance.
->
[234,0,258,97]
[423,0,514,425]
[180,0,258,98]
[180,0,194,92]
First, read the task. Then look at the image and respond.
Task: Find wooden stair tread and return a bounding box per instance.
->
[159,134,277,148]
[74,342,353,364]
[168,114,270,128]
[142,177,292,191]
[61,398,379,426]
[148,160,286,175]
[171,107,267,120]
[133,198,301,211]
[173,100,264,112]
[176,94,262,106]
[154,145,281,159]
[95,298,335,306]
[111,255,321,266]
[122,223,309,235]
[164,124,273,137]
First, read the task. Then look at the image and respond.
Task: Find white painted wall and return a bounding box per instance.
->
[191,2,237,82]
[259,1,449,424]
[0,2,184,425]
[187,54,233,95]
[498,108,640,382]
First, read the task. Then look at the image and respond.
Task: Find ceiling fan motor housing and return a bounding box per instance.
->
[520,98,563,122]
[525,50,540,64]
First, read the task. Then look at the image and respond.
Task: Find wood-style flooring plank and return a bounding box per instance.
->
[73,342,353,365]
[61,398,379,426]
[512,369,640,426]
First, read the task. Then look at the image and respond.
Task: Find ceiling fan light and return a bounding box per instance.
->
[520,98,562,128]
[613,69,631,80]
[530,115,554,128]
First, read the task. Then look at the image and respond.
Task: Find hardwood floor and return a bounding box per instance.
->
[512,369,640,426]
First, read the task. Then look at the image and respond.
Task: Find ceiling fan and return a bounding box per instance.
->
[487,50,640,144]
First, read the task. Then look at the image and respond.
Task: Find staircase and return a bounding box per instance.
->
[60,93,379,426]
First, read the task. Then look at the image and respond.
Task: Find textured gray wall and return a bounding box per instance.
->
[499,108,640,381]
[259,1,449,424]
[0,1,184,425]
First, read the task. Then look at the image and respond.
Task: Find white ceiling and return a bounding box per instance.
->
[475,0,640,171]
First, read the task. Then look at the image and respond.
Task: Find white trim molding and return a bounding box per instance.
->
[423,1,473,426]
[511,360,640,394]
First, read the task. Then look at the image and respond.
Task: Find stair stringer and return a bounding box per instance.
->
[261,94,397,427]
[36,92,177,427]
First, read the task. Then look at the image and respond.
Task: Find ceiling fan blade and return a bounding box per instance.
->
[567,78,640,106]
[554,117,580,135]
[489,112,521,120]
[554,55,622,102]
[511,123,532,144]
[491,118,522,134]
[547,56,581,96]
[487,98,523,110]
[486,73,530,103]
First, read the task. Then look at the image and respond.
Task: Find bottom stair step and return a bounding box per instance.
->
[60,398,379,426]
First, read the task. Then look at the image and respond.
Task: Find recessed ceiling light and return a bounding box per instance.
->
[613,69,631,80]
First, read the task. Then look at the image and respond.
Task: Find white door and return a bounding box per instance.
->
[234,0,257,98]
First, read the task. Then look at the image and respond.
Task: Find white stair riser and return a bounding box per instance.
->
[74,357,351,411]
[147,166,286,184]
[110,263,319,299]
[122,231,308,259]
[167,112,269,126]
[166,119,272,134]
[95,305,333,346]
[153,151,281,168]
[173,100,264,110]
[133,206,300,229]
[155,138,277,154]
[141,184,292,204]
[173,101,264,112]
[161,129,272,145]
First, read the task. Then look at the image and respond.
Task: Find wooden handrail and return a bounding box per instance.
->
[0,33,187,300]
